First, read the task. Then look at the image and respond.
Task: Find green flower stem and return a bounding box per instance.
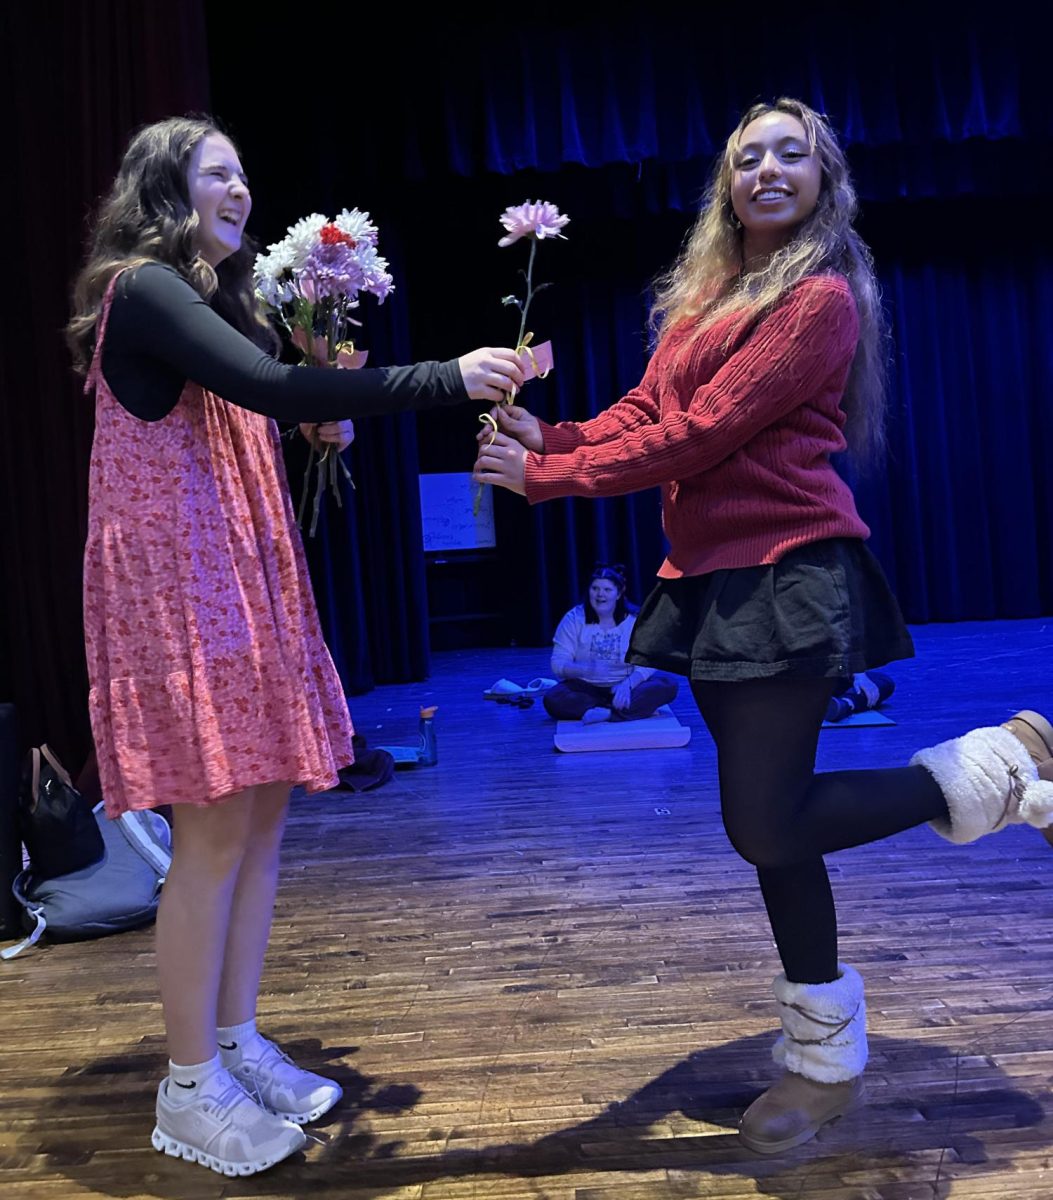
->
[516,236,537,349]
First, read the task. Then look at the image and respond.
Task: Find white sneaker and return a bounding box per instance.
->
[151,1066,306,1177]
[221,1035,342,1124]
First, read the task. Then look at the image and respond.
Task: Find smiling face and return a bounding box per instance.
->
[729,110,822,259]
[588,577,622,620]
[186,132,251,267]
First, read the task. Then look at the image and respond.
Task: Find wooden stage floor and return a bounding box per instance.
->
[3,617,1052,1199]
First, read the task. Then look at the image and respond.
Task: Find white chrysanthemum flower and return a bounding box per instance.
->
[253,248,293,307]
[281,213,328,268]
[253,248,283,282]
[354,242,394,301]
[334,208,379,246]
[260,240,296,275]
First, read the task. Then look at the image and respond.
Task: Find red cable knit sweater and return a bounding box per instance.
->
[524,272,870,578]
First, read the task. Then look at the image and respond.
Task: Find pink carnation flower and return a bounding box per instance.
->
[498,200,570,247]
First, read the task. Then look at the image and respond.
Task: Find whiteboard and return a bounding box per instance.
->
[419,472,496,551]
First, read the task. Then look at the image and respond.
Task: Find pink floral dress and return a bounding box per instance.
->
[83,273,355,816]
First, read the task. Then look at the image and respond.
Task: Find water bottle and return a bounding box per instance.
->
[418,706,438,765]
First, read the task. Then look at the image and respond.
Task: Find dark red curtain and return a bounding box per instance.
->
[0,1,211,768]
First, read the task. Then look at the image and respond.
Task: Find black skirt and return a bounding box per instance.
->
[627,538,915,682]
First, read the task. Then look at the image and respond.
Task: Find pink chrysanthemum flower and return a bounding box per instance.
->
[498,200,570,247]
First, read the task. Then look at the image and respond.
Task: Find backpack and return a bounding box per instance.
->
[2,802,171,960]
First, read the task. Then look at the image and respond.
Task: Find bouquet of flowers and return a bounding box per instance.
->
[474,200,568,514]
[254,210,394,534]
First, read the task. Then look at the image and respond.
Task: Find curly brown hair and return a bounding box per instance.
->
[67,115,277,374]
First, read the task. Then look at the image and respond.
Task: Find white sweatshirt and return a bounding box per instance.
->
[550,605,655,687]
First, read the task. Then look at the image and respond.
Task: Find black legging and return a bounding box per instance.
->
[543,673,679,721]
[691,677,949,985]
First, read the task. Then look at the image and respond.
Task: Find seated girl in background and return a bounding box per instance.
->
[544,564,679,723]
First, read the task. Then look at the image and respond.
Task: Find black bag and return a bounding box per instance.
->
[335,734,395,792]
[19,745,104,881]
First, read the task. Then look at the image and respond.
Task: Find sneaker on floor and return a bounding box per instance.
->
[222,1035,342,1124]
[152,1067,305,1177]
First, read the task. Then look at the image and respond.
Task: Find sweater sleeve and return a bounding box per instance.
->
[537,350,664,453]
[550,606,585,677]
[524,278,858,503]
[102,263,468,422]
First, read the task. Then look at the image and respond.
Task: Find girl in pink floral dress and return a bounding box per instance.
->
[67,115,523,1178]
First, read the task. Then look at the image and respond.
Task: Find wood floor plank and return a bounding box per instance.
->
[2,618,1052,1198]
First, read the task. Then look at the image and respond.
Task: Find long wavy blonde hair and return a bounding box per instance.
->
[650,98,887,464]
[67,115,277,374]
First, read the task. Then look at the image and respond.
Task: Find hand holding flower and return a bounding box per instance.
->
[473,200,566,514]
[480,403,543,452]
[473,430,528,496]
[301,420,355,452]
[458,348,526,403]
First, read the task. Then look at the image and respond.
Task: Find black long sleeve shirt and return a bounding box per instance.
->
[100,263,468,422]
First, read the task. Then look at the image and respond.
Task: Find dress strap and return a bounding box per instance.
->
[84,268,129,395]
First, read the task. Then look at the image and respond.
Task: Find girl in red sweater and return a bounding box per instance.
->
[475,98,1053,1154]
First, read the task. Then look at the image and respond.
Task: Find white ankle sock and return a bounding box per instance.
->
[167,1053,222,1100]
[217,1017,258,1056]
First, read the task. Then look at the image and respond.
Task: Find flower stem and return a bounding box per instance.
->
[326,299,338,366]
[516,236,537,348]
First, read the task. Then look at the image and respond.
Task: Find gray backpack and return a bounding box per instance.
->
[2,803,171,960]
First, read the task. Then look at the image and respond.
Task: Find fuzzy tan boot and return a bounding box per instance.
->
[739,964,867,1155]
[1002,711,1053,846]
[911,719,1053,845]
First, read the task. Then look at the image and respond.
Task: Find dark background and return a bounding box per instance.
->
[2,2,1049,775]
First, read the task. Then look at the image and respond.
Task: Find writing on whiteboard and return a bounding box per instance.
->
[419,472,496,551]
